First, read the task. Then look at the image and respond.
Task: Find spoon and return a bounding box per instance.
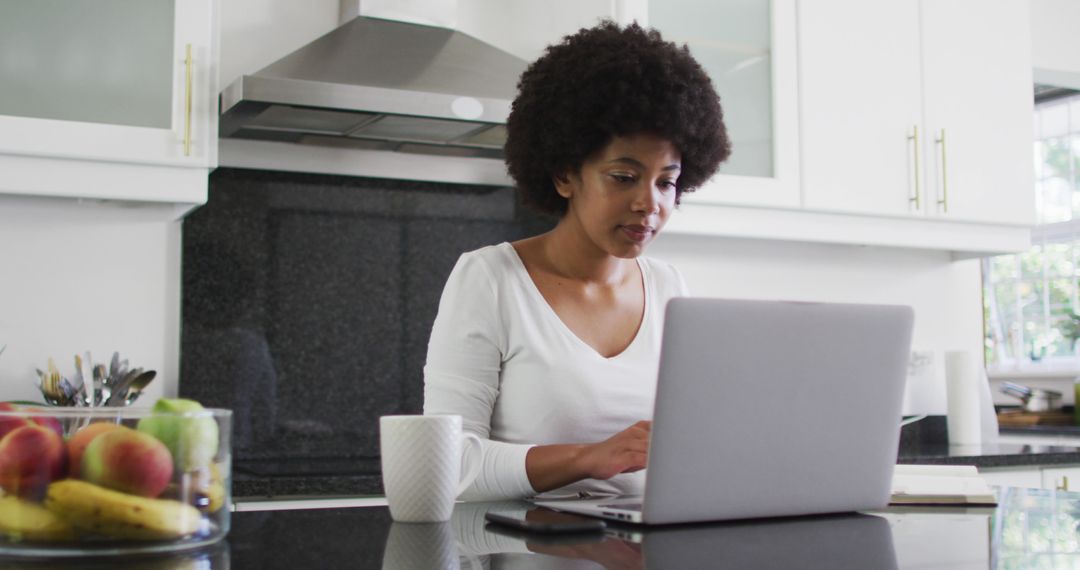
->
[120,371,156,406]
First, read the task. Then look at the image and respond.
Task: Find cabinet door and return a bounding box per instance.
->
[798,0,924,217]
[978,467,1043,491]
[920,0,1035,226]
[0,0,216,168]
[653,0,800,209]
[1041,466,1080,492]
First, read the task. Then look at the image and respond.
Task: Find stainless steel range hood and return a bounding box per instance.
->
[219,16,527,162]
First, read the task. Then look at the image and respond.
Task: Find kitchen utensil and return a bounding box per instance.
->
[1000,381,1062,412]
[108,367,142,404]
[93,364,109,407]
[120,370,156,406]
[38,370,70,406]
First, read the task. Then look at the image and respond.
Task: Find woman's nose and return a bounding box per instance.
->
[633,184,661,214]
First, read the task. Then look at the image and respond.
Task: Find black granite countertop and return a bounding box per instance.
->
[5,487,1076,568]
[230,416,1080,499]
[898,441,1080,468]
[1001,424,1080,436]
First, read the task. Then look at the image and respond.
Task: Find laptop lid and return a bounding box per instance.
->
[640,298,914,524]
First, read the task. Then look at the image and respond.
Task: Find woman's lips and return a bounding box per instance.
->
[620,224,654,242]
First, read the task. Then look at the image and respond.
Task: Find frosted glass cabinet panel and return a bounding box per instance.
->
[0,0,216,171]
[650,0,772,178]
[0,0,175,129]
[648,0,799,209]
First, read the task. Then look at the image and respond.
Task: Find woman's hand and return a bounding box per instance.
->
[525,421,651,493]
[574,421,651,480]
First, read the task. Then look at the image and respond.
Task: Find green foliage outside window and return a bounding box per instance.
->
[983,94,1080,368]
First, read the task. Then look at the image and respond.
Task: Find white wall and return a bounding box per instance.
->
[219,0,340,89]
[0,196,181,406]
[648,233,983,415]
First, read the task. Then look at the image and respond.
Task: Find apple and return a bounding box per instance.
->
[81,426,173,497]
[137,399,219,471]
[0,424,67,499]
[0,403,30,441]
[0,403,63,439]
[66,422,125,478]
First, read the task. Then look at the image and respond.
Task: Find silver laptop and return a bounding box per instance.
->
[535,297,914,525]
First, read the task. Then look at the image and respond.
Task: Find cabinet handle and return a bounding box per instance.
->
[908,125,921,210]
[1058,476,1070,492]
[184,43,193,157]
[936,128,948,213]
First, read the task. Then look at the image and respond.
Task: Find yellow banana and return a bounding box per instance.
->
[0,495,75,542]
[45,480,203,540]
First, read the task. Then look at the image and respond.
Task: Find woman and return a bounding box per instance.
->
[424,21,731,500]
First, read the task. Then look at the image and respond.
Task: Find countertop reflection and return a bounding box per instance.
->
[5,487,1080,568]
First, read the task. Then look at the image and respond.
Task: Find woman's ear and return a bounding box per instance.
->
[552,171,575,199]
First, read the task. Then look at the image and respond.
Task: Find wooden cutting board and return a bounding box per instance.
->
[997,409,1075,427]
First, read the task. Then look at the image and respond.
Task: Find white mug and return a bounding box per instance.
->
[379,414,482,522]
[381,521,459,570]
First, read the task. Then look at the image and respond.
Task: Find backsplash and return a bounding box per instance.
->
[180,168,554,476]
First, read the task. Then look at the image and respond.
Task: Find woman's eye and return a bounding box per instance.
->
[610,174,636,184]
[659,180,677,191]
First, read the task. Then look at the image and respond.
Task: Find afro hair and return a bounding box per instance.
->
[504,21,732,215]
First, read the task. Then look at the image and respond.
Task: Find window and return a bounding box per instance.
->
[983,89,1080,371]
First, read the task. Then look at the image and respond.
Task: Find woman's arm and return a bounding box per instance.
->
[525,421,651,493]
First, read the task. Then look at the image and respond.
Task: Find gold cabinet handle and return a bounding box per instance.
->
[184,43,193,157]
[1058,476,1070,492]
[936,128,948,213]
[908,125,921,210]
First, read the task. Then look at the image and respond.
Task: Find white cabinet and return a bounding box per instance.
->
[798,0,1035,227]
[0,0,218,207]
[798,0,922,218]
[651,0,801,210]
[1041,466,1080,491]
[978,465,1080,491]
[978,467,1044,490]
[919,0,1035,225]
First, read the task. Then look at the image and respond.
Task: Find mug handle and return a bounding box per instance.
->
[456,433,483,498]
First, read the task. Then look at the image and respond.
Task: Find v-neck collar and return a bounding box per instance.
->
[500,242,650,361]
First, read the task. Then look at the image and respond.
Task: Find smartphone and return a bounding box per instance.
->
[484,508,607,534]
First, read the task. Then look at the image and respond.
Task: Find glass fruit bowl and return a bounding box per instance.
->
[0,400,231,557]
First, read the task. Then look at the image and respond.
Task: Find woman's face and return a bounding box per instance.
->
[555,133,681,259]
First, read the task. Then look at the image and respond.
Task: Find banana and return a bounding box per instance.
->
[44,480,203,541]
[0,495,75,542]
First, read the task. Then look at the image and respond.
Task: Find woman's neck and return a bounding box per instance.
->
[538,220,635,286]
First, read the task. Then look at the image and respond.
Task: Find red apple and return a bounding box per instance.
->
[0,424,67,499]
[28,414,64,438]
[0,403,30,441]
[81,427,173,497]
[66,422,125,478]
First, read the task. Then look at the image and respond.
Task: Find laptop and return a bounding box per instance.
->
[534,297,914,525]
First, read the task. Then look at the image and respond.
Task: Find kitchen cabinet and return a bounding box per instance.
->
[461,0,799,210]
[1041,466,1080,491]
[978,465,1080,491]
[0,0,218,208]
[650,0,801,209]
[978,467,1044,491]
[798,0,1034,227]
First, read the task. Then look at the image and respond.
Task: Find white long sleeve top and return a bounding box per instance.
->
[423,242,688,501]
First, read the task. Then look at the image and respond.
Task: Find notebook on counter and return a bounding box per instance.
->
[535,297,915,525]
[889,465,997,506]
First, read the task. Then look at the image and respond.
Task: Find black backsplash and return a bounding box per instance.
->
[181,168,554,475]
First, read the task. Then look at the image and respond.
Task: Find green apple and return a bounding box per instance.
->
[136,398,219,471]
